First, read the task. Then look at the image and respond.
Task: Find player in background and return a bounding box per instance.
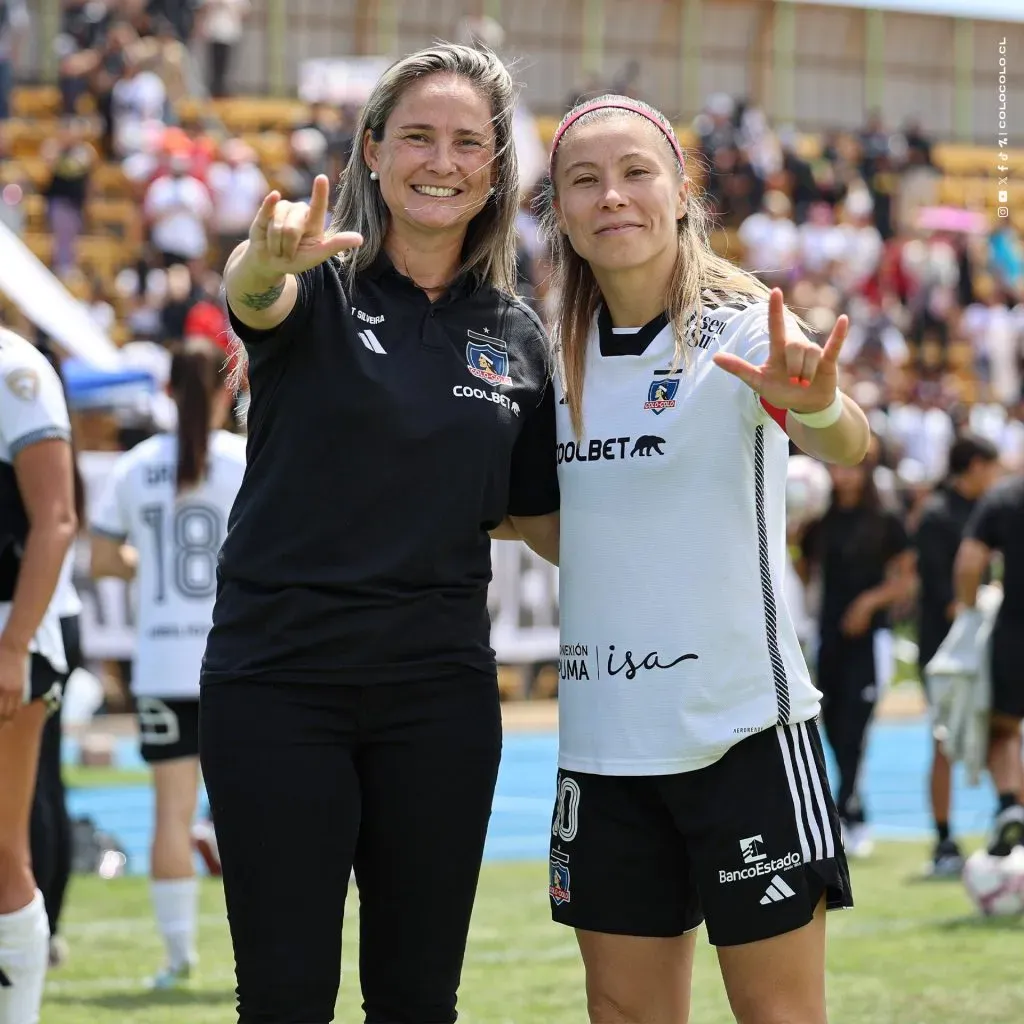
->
[511,95,870,1024]
[90,339,246,989]
[913,433,999,876]
[0,328,77,1024]
[29,347,86,969]
[954,471,1024,857]
[800,452,917,859]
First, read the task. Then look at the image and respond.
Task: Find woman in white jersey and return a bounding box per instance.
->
[0,328,77,1024]
[30,347,86,970]
[90,339,246,990]
[532,97,872,1023]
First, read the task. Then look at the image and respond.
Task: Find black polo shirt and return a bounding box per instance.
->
[965,475,1024,622]
[202,253,559,685]
[801,507,910,642]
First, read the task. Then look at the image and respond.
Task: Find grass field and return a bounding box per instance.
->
[42,841,1023,1024]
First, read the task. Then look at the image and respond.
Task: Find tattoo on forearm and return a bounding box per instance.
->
[240,282,285,310]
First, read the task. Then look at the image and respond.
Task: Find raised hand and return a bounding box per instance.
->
[245,174,363,279]
[712,288,849,415]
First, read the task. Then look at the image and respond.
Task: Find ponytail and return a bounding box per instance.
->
[169,339,227,494]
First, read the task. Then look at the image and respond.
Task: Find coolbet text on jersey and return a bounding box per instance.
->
[555,299,821,775]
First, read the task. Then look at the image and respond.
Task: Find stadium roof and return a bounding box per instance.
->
[788,0,1024,23]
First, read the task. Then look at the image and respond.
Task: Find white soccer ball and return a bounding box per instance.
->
[962,847,1024,917]
[786,455,832,529]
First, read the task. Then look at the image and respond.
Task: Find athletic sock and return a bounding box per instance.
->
[150,878,198,971]
[997,792,1019,814]
[0,890,50,1024]
[935,821,950,844]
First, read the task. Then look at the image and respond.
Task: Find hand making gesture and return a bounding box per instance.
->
[246,174,363,278]
[713,288,849,415]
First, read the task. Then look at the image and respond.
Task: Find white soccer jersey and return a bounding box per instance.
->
[555,299,820,776]
[0,331,71,673]
[91,430,246,698]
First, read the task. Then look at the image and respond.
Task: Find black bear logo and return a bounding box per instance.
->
[630,435,666,457]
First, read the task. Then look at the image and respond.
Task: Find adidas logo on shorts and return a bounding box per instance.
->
[760,874,796,905]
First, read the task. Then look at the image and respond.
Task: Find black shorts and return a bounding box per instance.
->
[25,653,63,716]
[990,625,1024,719]
[549,720,853,948]
[137,697,200,763]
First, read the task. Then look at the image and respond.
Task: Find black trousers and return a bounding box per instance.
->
[30,615,80,936]
[199,671,502,1024]
[817,632,880,825]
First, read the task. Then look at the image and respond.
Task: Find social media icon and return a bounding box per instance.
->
[998,190,1008,203]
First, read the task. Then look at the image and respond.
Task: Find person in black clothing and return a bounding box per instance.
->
[801,451,916,857]
[42,117,97,277]
[955,473,1024,857]
[199,45,559,1024]
[914,433,999,875]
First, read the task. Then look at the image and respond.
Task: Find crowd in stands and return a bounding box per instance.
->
[0,4,1021,502]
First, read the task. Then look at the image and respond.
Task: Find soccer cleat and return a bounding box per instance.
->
[843,822,874,859]
[148,961,193,990]
[925,838,965,878]
[987,804,1024,857]
[191,819,222,877]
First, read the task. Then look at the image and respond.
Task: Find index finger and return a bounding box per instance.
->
[305,174,332,234]
[251,190,281,233]
[767,288,788,360]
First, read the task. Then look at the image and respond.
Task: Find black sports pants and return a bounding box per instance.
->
[818,631,881,825]
[199,671,502,1024]
[29,614,79,937]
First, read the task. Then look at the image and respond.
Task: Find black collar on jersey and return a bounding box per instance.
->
[597,304,669,357]
[359,248,482,304]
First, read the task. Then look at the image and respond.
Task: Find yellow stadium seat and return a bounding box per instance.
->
[90,163,130,198]
[9,87,62,120]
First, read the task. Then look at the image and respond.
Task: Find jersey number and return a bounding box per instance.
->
[140,503,223,603]
[551,776,580,843]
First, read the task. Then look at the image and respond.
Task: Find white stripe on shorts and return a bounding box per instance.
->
[775,722,833,864]
[798,721,835,859]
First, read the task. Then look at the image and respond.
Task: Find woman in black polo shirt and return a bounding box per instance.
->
[199,44,559,1024]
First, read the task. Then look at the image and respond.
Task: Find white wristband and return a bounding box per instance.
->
[789,390,844,429]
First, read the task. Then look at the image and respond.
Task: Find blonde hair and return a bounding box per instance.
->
[228,43,521,392]
[540,95,772,440]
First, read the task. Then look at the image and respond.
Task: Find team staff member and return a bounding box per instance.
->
[802,453,916,859]
[0,328,77,1024]
[522,95,869,1024]
[199,44,558,1024]
[91,340,245,991]
[914,433,999,876]
[955,471,1024,856]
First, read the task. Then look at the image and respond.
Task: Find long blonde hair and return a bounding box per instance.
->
[540,95,772,440]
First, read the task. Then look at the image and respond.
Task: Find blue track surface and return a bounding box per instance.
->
[65,719,998,875]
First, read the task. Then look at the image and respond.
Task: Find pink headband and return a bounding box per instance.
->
[549,100,686,178]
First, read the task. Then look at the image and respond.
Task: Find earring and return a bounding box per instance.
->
[370,170,379,181]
